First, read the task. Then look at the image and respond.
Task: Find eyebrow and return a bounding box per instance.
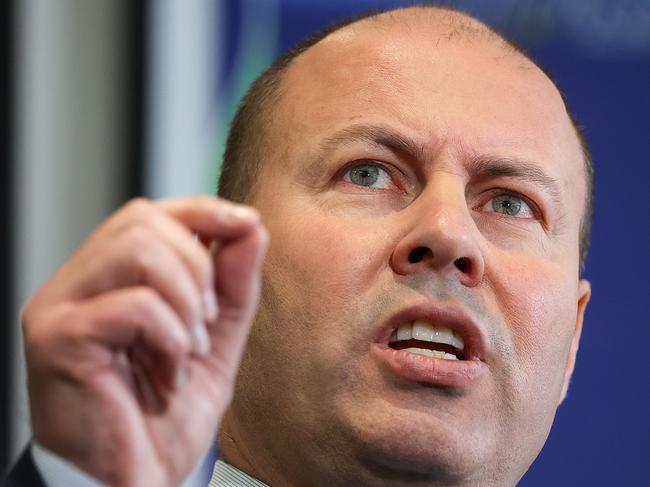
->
[317,124,426,162]
[312,123,563,203]
[470,156,563,205]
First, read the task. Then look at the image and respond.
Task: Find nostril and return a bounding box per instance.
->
[454,257,470,273]
[408,247,432,264]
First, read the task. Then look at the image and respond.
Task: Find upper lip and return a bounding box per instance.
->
[373,301,489,362]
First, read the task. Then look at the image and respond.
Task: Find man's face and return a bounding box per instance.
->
[224,15,591,487]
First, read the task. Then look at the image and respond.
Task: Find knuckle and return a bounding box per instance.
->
[130,287,160,314]
[129,288,191,355]
[126,197,152,215]
[124,198,162,227]
[121,218,152,244]
[122,226,157,271]
[22,304,74,363]
[130,287,185,336]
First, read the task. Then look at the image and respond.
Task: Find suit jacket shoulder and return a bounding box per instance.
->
[3,448,45,487]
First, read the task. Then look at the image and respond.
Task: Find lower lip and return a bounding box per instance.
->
[371,344,487,388]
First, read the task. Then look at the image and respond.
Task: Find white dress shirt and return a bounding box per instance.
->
[31,443,104,487]
[32,442,269,487]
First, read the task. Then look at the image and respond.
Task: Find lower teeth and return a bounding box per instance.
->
[402,347,458,360]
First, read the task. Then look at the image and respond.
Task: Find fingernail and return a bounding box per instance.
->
[222,204,259,223]
[175,366,189,390]
[202,290,219,323]
[191,322,211,356]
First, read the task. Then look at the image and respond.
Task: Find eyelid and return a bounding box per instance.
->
[477,188,544,221]
[339,159,408,191]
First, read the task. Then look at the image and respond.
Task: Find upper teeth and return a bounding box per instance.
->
[390,321,464,351]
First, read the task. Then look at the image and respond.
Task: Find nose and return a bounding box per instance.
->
[390,190,485,288]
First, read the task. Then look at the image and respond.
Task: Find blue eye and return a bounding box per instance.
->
[486,194,534,218]
[343,163,392,189]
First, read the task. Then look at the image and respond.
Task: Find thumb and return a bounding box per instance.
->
[205,224,269,374]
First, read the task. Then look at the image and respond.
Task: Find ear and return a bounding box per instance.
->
[558,279,591,404]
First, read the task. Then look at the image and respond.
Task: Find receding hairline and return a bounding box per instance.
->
[288,6,532,79]
[269,5,564,160]
[344,5,511,45]
[219,4,594,270]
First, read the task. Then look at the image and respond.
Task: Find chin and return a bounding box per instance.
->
[337,399,496,485]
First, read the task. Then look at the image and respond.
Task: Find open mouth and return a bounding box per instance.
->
[372,302,488,387]
[389,321,465,361]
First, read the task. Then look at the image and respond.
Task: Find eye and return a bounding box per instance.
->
[484,193,534,218]
[343,162,393,189]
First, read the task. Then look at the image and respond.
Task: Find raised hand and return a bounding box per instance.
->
[22,196,268,487]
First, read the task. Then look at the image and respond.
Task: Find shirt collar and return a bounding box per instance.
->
[209,459,269,487]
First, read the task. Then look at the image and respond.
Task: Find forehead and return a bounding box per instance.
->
[269,13,585,208]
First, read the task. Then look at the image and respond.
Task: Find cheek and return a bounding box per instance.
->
[249,210,397,415]
[259,208,400,384]
[489,254,578,395]
[483,253,580,455]
[265,211,393,315]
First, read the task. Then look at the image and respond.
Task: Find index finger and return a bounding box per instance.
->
[156,196,261,242]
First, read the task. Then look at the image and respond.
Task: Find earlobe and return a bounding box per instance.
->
[559,279,591,404]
